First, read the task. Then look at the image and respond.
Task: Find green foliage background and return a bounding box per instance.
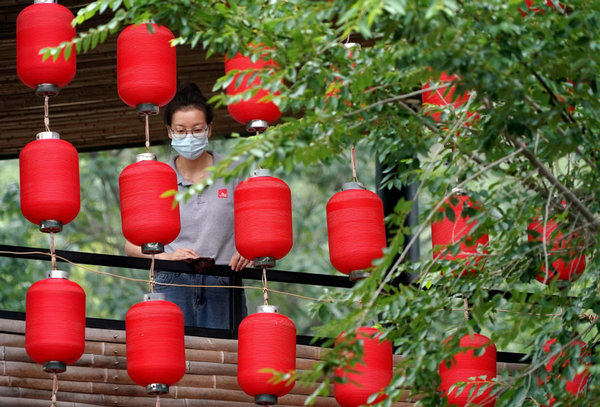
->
[10,0,600,405]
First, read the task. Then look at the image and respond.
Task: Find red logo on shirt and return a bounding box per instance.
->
[218,189,228,198]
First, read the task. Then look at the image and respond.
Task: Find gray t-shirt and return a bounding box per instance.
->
[165,152,243,265]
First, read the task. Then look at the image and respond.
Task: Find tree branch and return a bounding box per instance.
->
[510,136,599,231]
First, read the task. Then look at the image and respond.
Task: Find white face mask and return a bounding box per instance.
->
[171,134,208,160]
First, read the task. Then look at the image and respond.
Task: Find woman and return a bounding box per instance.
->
[125,83,249,328]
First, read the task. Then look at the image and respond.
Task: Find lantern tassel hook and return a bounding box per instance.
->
[145,114,151,154]
[262,266,269,306]
[44,95,51,132]
[50,373,58,407]
[49,232,57,271]
[350,144,358,183]
[149,254,156,293]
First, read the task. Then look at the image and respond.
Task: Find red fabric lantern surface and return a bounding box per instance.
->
[126,299,186,388]
[17,3,76,90]
[119,159,180,247]
[439,333,497,407]
[20,138,80,227]
[541,339,590,405]
[25,277,86,368]
[326,187,386,275]
[225,48,282,126]
[334,327,393,407]
[430,194,488,273]
[527,217,585,283]
[237,309,296,403]
[422,72,471,122]
[234,174,293,261]
[117,23,177,108]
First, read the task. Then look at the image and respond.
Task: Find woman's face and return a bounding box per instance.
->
[168,108,211,139]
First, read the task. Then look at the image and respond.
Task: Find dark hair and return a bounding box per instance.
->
[163,83,214,126]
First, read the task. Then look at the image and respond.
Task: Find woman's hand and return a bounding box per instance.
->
[229,251,252,271]
[159,248,200,261]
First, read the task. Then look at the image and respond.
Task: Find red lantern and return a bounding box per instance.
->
[326,182,386,280]
[439,333,497,407]
[422,72,472,123]
[527,217,585,283]
[126,294,186,395]
[541,339,590,405]
[431,194,488,274]
[238,305,297,405]
[25,270,86,373]
[225,46,282,132]
[334,327,393,407]
[17,1,76,95]
[234,169,293,267]
[20,132,80,233]
[119,154,180,254]
[117,23,177,114]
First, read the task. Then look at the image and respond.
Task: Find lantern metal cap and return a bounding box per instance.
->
[146,383,169,395]
[451,187,465,195]
[342,181,366,191]
[39,220,63,233]
[35,83,59,96]
[43,361,66,373]
[253,256,276,268]
[349,270,370,282]
[36,131,60,140]
[143,293,166,301]
[136,103,159,116]
[246,119,269,134]
[255,394,277,405]
[141,242,164,254]
[343,42,361,50]
[252,169,271,178]
[136,153,157,162]
[256,304,279,314]
[46,269,69,279]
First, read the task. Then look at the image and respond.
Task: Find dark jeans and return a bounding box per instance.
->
[154,271,247,329]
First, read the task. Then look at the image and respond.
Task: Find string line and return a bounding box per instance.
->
[44,95,51,132]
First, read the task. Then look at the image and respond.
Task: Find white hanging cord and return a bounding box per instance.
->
[145,114,151,154]
[44,95,51,132]
[50,373,58,407]
[155,395,161,407]
[49,232,57,271]
[262,266,269,305]
[149,254,156,293]
[351,144,357,181]
[464,297,469,321]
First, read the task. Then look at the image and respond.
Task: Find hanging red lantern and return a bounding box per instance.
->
[430,193,488,274]
[119,153,180,254]
[126,293,186,395]
[25,270,86,373]
[238,305,297,405]
[334,327,393,407]
[422,72,473,123]
[439,333,497,407]
[20,132,80,233]
[234,169,293,267]
[326,182,386,281]
[117,23,177,114]
[16,1,76,96]
[541,339,590,405]
[527,216,585,284]
[225,45,282,133]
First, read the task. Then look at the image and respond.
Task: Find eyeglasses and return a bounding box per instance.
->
[169,126,210,139]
